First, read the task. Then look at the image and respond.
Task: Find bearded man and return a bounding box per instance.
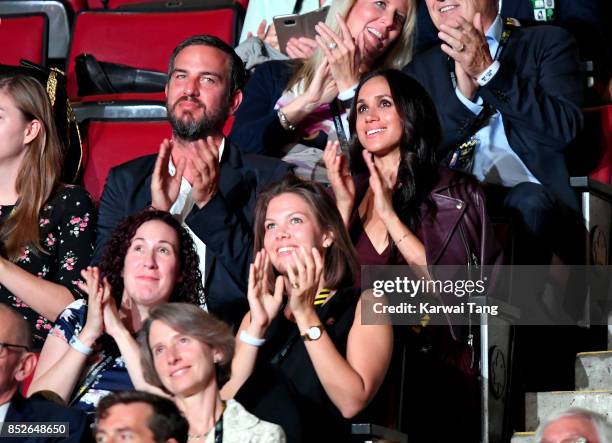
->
[94,35,291,327]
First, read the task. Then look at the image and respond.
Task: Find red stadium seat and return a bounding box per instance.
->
[66,8,240,99]
[0,14,48,66]
[585,105,612,184]
[82,116,236,203]
[83,119,172,202]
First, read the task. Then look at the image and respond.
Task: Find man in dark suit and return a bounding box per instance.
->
[94,35,291,327]
[404,0,584,265]
[0,305,90,442]
[94,391,188,443]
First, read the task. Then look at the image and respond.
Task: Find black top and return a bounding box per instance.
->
[236,287,360,443]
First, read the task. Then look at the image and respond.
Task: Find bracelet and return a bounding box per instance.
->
[277,109,296,131]
[69,335,93,356]
[476,60,501,86]
[396,233,410,245]
[239,330,266,347]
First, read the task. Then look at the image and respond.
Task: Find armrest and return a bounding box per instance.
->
[351,423,409,443]
[570,176,612,201]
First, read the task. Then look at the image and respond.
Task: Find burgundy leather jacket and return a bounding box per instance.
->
[351,168,502,267]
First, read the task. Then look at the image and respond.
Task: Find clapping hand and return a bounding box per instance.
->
[286,246,324,316]
[323,140,354,225]
[303,61,338,108]
[247,250,284,336]
[362,150,395,219]
[77,267,111,344]
[439,13,492,99]
[188,136,221,208]
[315,14,361,92]
[151,139,186,211]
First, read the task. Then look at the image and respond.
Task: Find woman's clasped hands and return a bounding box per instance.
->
[76,266,123,343]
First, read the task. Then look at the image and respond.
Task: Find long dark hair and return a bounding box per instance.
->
[349,69,441,232]
[253,174,359,290]
[98,210,203,306]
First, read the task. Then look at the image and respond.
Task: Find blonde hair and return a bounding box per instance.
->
[287,0,417,91]
[0,75,63,260]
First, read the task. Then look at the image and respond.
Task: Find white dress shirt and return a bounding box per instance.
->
[167,139,226,308]
[454,15,540,187]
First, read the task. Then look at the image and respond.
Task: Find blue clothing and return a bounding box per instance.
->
[5,393,92,443]
[454,15,540,187]
[50,299,133,416]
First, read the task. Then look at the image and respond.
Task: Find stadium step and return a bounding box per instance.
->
[510,432,535,443]
[575,350,612,391]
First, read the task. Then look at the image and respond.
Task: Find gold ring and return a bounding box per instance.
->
[456,43,465,52]
[291,283,300,289]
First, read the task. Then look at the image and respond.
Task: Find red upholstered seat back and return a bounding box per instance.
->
[83,120,172,202]
[83,116,236,203]
[586,105,612,184]
[0,14,48,66]
[66,9,236,98]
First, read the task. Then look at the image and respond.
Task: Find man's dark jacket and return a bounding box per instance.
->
[404,24,583,210]
[93,141,292,327]
[3,393,91,442]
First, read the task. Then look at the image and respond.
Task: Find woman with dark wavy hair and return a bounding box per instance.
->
[324,69,501,442]
[28,210,203,416]
[324,68,501,267]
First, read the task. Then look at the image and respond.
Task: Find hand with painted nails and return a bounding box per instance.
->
[151,139,186,211]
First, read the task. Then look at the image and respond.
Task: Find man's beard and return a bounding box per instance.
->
[167,96,228,142]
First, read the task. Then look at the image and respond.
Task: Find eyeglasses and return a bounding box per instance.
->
[0,341,30,357]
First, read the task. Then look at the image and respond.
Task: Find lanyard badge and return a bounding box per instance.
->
[531,0,555,22]
[449,137,478,172]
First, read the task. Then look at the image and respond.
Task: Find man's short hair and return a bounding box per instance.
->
[167,34,246,97]
[534,407,612,442]
[0,304,32,349]
[96,390,189,443]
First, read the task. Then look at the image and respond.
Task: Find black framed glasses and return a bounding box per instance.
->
[0,341,30,357]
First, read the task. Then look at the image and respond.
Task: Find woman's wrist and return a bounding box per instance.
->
[246,322,267,340]
[77,328,99,348]
[293,307,320,330]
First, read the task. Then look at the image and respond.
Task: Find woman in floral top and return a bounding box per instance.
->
[28,210,203,417]
[0,74,95,350]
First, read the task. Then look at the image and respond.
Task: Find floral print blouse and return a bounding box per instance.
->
[0,185,96,350]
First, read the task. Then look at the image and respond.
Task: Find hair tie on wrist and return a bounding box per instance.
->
[69,335,93,356]
[239,330,266,347]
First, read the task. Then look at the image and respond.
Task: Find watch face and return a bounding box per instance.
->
[308,326,322,340]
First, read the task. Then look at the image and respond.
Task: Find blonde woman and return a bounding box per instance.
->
[230,0,416,181]
[0,74,95,349]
